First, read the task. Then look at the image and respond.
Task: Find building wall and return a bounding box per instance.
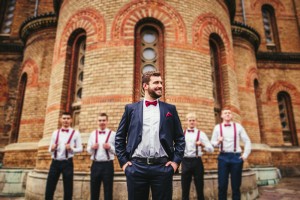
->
[235,0,300,52]
[0,0,299,176]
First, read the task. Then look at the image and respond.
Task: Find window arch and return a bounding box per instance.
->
[262,5,280,51]
[12,73,27,143]
[254,79,264,142]
[209,34,225,124]
[0,0,16,34]
[63,29,86,129]
[277,92,298,146]
[134,18,165,102]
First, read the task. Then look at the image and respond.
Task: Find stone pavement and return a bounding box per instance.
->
[1,176,299,199]
[257,176,300,200]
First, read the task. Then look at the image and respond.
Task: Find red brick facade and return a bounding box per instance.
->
[0,0,299,178]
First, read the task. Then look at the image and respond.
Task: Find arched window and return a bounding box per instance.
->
[209,35,224,124]
[262,5,280,51]
[0,0,16,34]
[12,73,27,143]
[64,30,86,129]
[254,79,264,142]
[277,92,298,146]
[134,19,164,102]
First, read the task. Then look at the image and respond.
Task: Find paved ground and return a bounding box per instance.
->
[258,176,300,200]
[1,177,300,199]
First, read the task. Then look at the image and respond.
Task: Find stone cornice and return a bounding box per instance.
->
[0,43,23,53]
[224,0,236,22]
[19,12,57,42]
[53,0,63,16]
[257,52,300,62]
[231,21,261,51]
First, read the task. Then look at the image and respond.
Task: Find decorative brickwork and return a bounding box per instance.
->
[111,0,187,44]
[56,8,106,62]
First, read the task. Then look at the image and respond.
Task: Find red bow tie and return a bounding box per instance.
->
[99,131,105,134]
[145,100,158,107]
[61,129,69,132]
[187,129,194,132]
[224,124,231,127]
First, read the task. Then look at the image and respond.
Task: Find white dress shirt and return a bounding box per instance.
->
[87,128,116,161]
[184,128,214,157]
[211,122,251,159]
[133,99,168,158]
[48,127,83,160]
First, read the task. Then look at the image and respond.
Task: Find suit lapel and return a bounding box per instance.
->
[137,100,143,129]
[159,101,165,131]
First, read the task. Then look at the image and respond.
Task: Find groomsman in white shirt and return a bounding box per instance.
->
[45,112,83,200]
[87,113,116,200]
[211,108,251,200]
[181,112,214,200]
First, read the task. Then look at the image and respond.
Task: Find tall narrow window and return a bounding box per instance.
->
[254,79,264,142]
[0,0,16,34]
[262,5,280,51]
[134,19,164,102]
[12,73,27,143]
[64,31,86,129]
[277,92,298,146]
[209,36,224,124]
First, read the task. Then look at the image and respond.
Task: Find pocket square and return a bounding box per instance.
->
[166,112,172,117]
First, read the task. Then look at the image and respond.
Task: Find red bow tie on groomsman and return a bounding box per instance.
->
[187,129,194,132]
[145,100,158,107]
[61,129,69,132]
[99,131,105,134]
[224,123,231,127]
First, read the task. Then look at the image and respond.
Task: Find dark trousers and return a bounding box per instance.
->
[45,158,74,200]
[181,157,204,200]
[218,153,243,200]
[90,160,114,200]
[125,161,174,200]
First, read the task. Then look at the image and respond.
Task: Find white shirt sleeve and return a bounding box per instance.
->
[48,130,57,153]
[210,125,220,147]
[87,131,95,155]
[108,131,116,154]
[240,125,251,159]
[201,132,214,153]
[71,131,83,154]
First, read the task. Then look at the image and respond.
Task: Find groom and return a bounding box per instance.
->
[115,71,185,200]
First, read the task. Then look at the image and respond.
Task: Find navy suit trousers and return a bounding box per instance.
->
[125,161,174,200]
[181,157,204,200]
[90,160,114,200]
[45,158,74,200]
[218,153,243,200]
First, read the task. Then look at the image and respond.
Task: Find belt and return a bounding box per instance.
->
[220,152,241,155]
[53,157,73,162]
[93,160,113,163]
[132,157,169,165]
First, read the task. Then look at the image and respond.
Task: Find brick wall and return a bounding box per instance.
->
[0,0,299,174]
[0,54,22,149]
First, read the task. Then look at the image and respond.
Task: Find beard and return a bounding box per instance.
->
[148,87,162,99]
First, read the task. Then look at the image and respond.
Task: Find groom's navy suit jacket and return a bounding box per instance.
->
[115,100,185,167]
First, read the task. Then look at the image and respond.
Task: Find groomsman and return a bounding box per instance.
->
[181,112,213,200]
[211,108,251,200]
[87,113,116,200]
[45,112,83,200]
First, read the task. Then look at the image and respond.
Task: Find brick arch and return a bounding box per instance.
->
[251,0,286,14]
[266,81,300,104]
[57,8,106,58]
[245,67,258,88]
[111,0,187,44]
[192,13,234,68]
[21,59,39,87]
[0,75,8,102]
